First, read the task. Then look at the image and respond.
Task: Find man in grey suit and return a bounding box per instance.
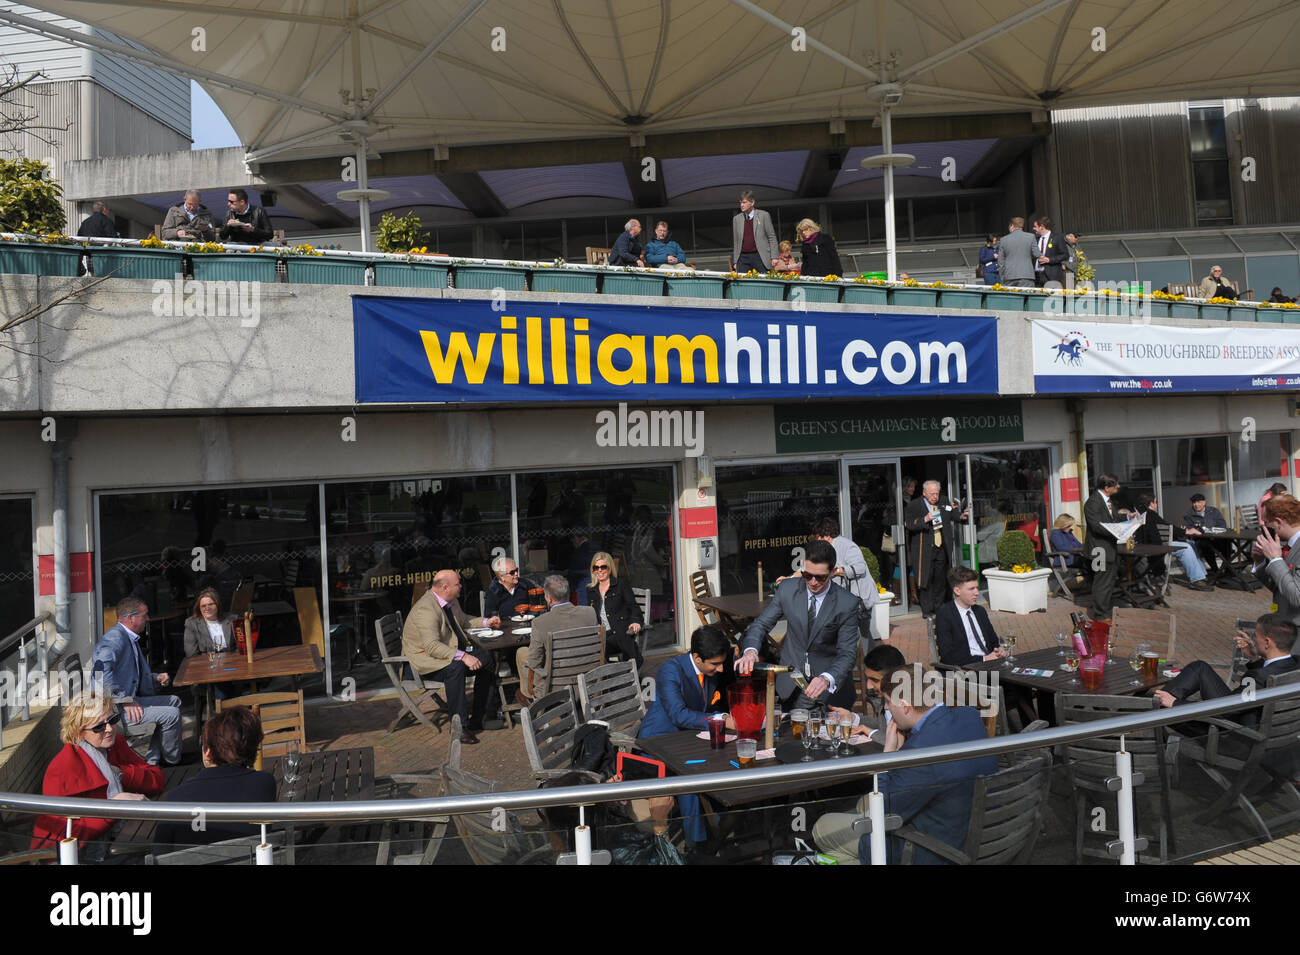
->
[516,574,598,703]
[731,190,779,273]
[998,216,1036,287]
[737,539,861,709]
[1254,494,1300,628]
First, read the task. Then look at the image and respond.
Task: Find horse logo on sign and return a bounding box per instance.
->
[1052,331,1090,366]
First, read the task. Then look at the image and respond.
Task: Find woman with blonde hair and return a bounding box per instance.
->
[795,218,842,278]
[774,240,799,274]
[31,691,165,853]
[1049,513,1084,569]
[586,551,644,667]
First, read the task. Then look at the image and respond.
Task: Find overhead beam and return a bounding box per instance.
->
[795,149,846,198]
[270,184,355,229]
[623,158,668,208]
[435,171,508,217]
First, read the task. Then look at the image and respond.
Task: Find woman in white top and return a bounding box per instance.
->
[183,587,237,658]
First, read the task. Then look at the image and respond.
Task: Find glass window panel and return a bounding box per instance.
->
[910,197,958,239]
[1191,256,1246,286]
[1245,254,1300,301]
[715,461,839,595]
[0,498,35,647]
[967,450,1052,563]
[1077,239,1130,261]
[1093,262,1137,284]
[1158,436,1230,514]
[1136,259,1192,289]
[1189,107,1229,158]
[1234,233,1295,253]
[1178,234,1236,254]
[1086,441,1156,514]
[99,485,320,665]
[1231,431,1292,523]
[516,467,676,645]
[1125,237,1186,257]
[323,475,513,620]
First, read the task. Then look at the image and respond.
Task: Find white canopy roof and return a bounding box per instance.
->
[5,0,1299,162]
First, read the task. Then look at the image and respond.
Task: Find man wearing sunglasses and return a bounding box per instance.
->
[737,539,860,708]
[485,556,530,621]
[90,596,183,766]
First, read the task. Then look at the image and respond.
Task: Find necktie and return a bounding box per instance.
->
[808,594,818,635]
[442,603,468,650]
[967,611,988,654]
[931,505,942,547]
[132,638,147,695]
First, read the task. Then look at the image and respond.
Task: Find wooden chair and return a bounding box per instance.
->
[373,611,452,734]
[585,246,610,266]
[442,761,552,865]
[292,587,326,658]
[410,579,429,608]
[534,625,603,698]
[367,726,450,865]
[689,570,716,627]
[1111,607,1176,662]
[631,586,651,655]
[942,671,1006,737]
[229,580,253,615]
[1176,669,1300,840]
[1058,693,1176,863]
[577,660,644,742]
[102,607,118,633]
[520,688,601,784]
[852,753,1052,864]
[217,689,306,761]
[1043,532,1086,599]
[1237,503,1260,531]
[145,832,287,865]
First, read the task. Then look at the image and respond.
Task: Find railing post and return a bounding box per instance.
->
[867,775,888,865]
[256,824,273,865]
[17,636,29,723]
[59,819,78,865]
[1107,733,1148,865]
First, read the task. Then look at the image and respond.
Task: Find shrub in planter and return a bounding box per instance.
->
[997,530,1037,571]
[863,547,881,585]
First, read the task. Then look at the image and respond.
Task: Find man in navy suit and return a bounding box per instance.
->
[737,539,860,709]
[935,565,1007,666]
[860,664,997,864]
[91,596,182,765]
[1155,613,1299,720]
[638,626,734,845]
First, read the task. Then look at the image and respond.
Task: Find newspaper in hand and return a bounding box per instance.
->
[1101,514,1145,544]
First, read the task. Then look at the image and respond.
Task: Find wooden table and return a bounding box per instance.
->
[174,644,324,723]
[635,727,881,808]
[1117,543,1181,607]
[1195,530,1261,591]
[331,591,386,669]
[110,746,375,858]
[964,646,1165,699]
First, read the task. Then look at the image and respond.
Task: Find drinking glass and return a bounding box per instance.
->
[1054,632,1067,657]
[207,650,217,669]
[282,741,301,800]
[1128,647,1144,686]
[772,703,783,743]
[793,711,813,762]
[1002,633,1017,667]
[1064,650,1081,686]
[825,714,841,758]
[808,713,823,750]
[1107,634,1118,662]
[736,738,757,769]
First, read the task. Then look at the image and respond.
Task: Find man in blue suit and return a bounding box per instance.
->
[737,539,860,709]
[638,626,734,846]
[91,596,183,765]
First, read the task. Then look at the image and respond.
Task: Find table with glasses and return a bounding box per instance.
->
[174,644,324,721]
[1194,530,1262,591]
[1116,543,1181,607]
[691,592,772,643]
[963,645,1167,701]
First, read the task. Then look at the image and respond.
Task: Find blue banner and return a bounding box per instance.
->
[353,297,999,403]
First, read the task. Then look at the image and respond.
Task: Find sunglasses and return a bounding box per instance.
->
[592,564,610,571]
[86,713,122,734]
[801,570,831,582]
[503,569,519,575]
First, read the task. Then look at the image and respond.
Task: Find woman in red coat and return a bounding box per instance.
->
[31,692,165,852]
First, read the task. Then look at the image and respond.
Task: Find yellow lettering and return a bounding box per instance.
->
[550,317,568,384]
[526,316,544,384]
[501,316,518,384]
[575,318,591,385]
[596,334,647,386]
[653,334,719,384]
[419,330,495,384]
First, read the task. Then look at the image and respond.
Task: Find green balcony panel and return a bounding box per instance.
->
[373,262,451,289]
[453,265,529,291]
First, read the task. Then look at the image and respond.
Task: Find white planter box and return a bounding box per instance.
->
[871,592,895,641]
[982,567,1052,614]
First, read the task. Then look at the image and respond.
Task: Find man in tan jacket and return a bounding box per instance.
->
[1199,265,1240,300]
[402,569,501,743]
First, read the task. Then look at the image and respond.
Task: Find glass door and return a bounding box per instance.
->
[843,458,907,614]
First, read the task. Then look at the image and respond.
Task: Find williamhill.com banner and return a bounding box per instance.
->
[353,297,999,403]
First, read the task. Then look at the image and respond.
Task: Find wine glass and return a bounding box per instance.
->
[1130,642,1151,687]
[1002,633,1017,667]
[282,741,301,800]
[825,714,841,758]
[1054,632,1067,657]
[1107,633,1118,662]
[808,712,823,751]
[792,710,813,762]
[1064,648,1081,686]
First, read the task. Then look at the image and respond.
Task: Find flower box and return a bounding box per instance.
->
[529,269,597,294]
[0,242,82,276]
[1168,302,1200,319]
[790,283,841,303]
[1142,301,1172,319]
[452,265,529,291]
[983,290,1027,310]
[870,591,894,643]
[602,273,665,296]
[90,248,184,280]
[982,567,1052,614]
[889,288,938,307]
[841,285,888,306]
[937,289,984,309]
[1229,305,1259,323]
[1021,292,1054,313]
[725,278,786,301]
[664,276,725,299]
[190,253,279,283]
[287,257,368,285]
[373,261,450,289]
[1199,303,1231,322]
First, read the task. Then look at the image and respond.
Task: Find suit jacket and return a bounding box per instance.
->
[76,211,119,238]
[639,653,721,737]
[401,590,487,676]
[731,208,778,268]
[859,705,998,865]
[608,230,643,266]
[587,577,642,641]
[31,738,165,848]
[997,228,1036,282]
[1261,550,1300,629]
[1199,275,1239,299]
[1035,230,1068,285]
[154,764,278,848]
[742,577,859,700]
[91,623,164,700]
[935,601,1001,666]
[183,614,237,657]
[1083,490,1120,565]
[904,496,961,588]
[525,602,598,696]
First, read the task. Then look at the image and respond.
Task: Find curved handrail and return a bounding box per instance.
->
[1,683,1294,826]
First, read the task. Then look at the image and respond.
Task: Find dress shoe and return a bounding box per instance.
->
[459,730,481,745]
[1191,580,1214,591]
[515,689,534,708]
